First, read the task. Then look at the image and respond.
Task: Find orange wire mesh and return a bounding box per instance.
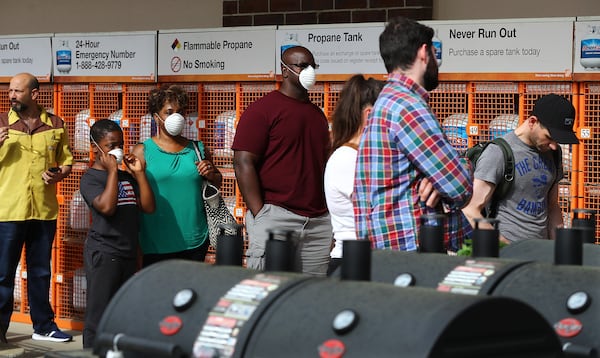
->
[432,82,469,153]
[3,79,596,330]
[579,82,600,243]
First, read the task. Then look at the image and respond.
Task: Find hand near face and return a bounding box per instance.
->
[124,153,144,174]
[98,148,119,172]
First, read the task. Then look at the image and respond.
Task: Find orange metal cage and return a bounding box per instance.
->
[4,79,598,332]
[578,82,600,243]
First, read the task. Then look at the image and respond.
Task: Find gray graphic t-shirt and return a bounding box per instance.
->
[475,131,562,242]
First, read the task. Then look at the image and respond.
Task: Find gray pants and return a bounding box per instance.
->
[245,204,332,276]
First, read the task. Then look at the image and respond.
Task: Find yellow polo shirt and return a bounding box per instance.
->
[0,107,73,221]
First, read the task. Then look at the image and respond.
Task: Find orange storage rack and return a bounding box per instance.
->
[578,82,600,243]
[432,82,469,153]
[469,81,520,146]
[4,78,595,332]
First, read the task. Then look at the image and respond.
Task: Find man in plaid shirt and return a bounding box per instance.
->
[353,17,473,252]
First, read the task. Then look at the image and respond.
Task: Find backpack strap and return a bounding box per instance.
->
[479,137,514,218]
[490,137,515,199]
[552,145,562,181]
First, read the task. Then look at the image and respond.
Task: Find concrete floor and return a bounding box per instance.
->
[0,322,83,358]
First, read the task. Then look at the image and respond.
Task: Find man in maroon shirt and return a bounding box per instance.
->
[232,46,332,276]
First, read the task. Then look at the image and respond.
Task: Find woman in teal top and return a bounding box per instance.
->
[132,85,222,267]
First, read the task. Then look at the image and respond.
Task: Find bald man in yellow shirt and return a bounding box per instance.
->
[0,73,74,343]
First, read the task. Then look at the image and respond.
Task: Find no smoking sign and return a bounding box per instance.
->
[171,56,182,72]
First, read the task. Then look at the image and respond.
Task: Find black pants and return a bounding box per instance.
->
[327,258,342,276]
[142,239,209,268]
[83,249,136,349]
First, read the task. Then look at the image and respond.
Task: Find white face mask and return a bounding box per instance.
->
[281,62,317,90]
[156,112,186,136]
[107,148,124,164]
[91,138,124,164]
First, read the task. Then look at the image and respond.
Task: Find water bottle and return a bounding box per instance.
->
[139,113,156,142]
[214,110,236,157]
[183,112,199,141]
[73,267,87,312]
[442,113,468,153]
[489,114,519,139]
[70,189,91,231]
[109,109,122,127]
[74,109,91,153]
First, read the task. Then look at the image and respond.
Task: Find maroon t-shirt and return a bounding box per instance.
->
[232,90,330,217]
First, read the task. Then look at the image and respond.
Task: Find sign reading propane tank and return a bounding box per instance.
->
[421,18,574,81]
[157,26,276,82]
[0,34,52,82]
[275,23,386,80]
[573,16,600,80]
[51,32,156,82]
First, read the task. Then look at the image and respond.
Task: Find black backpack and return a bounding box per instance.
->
[466,137,562,218]
[465,137,515,218]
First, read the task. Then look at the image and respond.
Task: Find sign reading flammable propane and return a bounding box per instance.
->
[421,18,575,81]
[0,35,52,82]
[157,27,277,82]
[52,32,157,83]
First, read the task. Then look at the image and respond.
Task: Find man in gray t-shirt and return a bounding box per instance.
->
[462,94,579,243]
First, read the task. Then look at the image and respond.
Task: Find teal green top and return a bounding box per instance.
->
[139,138,208,254]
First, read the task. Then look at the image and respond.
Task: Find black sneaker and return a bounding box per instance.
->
[31,329,73,342]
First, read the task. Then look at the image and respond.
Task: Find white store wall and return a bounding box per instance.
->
[1,0,599,35]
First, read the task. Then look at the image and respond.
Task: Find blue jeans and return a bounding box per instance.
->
[0,220,58,334]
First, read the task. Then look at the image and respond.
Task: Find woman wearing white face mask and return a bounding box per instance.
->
[131,85,222,267]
